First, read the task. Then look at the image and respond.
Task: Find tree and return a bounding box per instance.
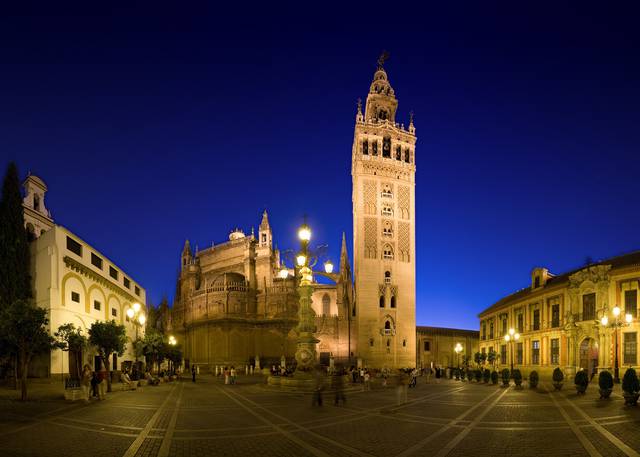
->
[474,352,482,368]
[88,320,127,392]
[54,323,88,380]
[142,329,166,373]
[165,345,183,375]
[0,162,32,309]
[0,300,59,400]
[487,349,496,369]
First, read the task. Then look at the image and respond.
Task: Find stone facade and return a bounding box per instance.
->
[416,326,479,370]
[479,252,640,378]
[23,177,146,378]
[170,212,355,371]
[352,61,417,368]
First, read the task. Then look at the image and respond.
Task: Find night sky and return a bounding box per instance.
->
[2,3,639,330]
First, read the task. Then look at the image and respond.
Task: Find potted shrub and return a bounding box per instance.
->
[491,370,498,385]
[529,370,539,389]
[454,368,460,380]
[622,368,640,406]
[466,369,473,382]
[501,368,510,387]
[482,369,490,383]
[552,367,564,391]
[460,369,465,381]
[598,371,613,399]
[512,369,522,388]
[474,369,482,382]
[574,370,589,395]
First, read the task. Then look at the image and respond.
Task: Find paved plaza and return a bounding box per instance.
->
[1,375,640,457]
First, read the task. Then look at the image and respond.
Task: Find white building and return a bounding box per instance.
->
[23,176,146,378]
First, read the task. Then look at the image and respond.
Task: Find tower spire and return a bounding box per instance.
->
[340,232,350,274]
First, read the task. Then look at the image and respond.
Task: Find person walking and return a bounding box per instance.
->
[363,370,371,391]
[332,371,346,406]
[312,367,324,407]
[191,365,196,383]
[97,363,107,400]
[230,366,236,385]
[80,364,92,404]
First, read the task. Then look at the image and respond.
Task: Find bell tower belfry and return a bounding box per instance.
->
[352,55,416,368]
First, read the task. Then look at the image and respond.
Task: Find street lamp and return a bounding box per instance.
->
[126,303,146,365]
[504,328,520,374]
[600,305,633,383]
[454,343,463,371]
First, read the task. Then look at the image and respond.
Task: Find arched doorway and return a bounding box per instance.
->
[579,338,599,377]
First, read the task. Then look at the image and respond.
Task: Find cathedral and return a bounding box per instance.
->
[170,58,417,370]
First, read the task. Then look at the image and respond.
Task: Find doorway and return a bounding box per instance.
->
[579,338,599,377]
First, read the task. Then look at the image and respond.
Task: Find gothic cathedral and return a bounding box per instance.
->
[352,59,417,368]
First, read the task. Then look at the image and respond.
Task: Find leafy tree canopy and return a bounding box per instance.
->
[88,320,127,360]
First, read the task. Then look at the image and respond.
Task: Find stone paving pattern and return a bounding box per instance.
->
[2,375,640,456]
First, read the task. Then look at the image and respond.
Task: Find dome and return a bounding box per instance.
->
[229,228,245,241]
[211,272,246,288]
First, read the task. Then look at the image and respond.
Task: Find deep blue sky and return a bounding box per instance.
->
[2,3,639,330]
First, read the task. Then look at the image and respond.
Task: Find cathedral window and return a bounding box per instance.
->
[379,296,385,308]
[382,221,393,237]
[395,145,402,160]
[382,205,393,217]
[384,271,391,284]
[383,244,394,260]
[404,148,411,163]
[362,140,368,155]
[33,194,40,211]
[322,293,330,316]
[369,338,374,347]
[382,137,391,158]
[372,141,378,156]
[390,295,396,308]
[381,184,393,198]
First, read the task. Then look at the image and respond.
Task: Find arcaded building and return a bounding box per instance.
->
[416,326,479,370]
[479,251,640,378]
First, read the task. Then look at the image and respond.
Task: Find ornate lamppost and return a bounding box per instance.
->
[504,328,520,374]
[600,305,633,383]
[126,303,146,365]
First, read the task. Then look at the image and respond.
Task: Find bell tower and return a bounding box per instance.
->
[352,54,416,368]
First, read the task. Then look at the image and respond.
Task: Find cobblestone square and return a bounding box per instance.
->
[2,376,640,457]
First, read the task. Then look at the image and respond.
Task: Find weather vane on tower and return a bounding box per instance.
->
[377,50,390,69]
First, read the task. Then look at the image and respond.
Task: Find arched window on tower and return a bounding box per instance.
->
[384,271,391,284]
[379,109,388,120]
[322,293,330,316]
[395,145,402,160]
[404,148,411,163]
[381,184,393,199]
[33,194,40,212]
[382,205,393,217]
[362,140,368,155]
[390,295,396,308]
[379,295,385,308]
[372,141,378,156]
[383,244,394,260]
[382,221,393,238]
[382,137,391,158]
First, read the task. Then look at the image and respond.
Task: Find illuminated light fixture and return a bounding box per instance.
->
[298,224,311,242]
[509,328,515,336]
[613,306,621,317]
[133,302,141,313]
[601,315,609,326]
[126,308,135,319]
[279,267,289,279]
[504,334,510,342]
[514,333,520,341]
[454,343,463,353]
[296,254,307,266]
[324,261,334,274]
[138,314,146,325]
[626,314,633,324]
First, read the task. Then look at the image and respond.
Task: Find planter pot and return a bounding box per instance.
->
[64,388,83,401]
[553,382,563,391]
[530,383,538,389]
[599,388,612,399]
[501,382,510,388]
[514,380,522,388]
[575,385,587,395]
[623,392,639,406]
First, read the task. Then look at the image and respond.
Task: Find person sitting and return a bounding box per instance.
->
[120,370,137,390]
[145,371,160,386]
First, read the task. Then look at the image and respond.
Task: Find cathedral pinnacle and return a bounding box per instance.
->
[260,210,270,230]
[377,50,390,69]
[356,98,363,122]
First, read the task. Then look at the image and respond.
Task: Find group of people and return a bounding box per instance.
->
[80,363,108,403]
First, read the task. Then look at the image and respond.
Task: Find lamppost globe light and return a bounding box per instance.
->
[126,308,135,319]
[296,254,307,266]
[298,225,311,242]
[514,333,520,340]
[509,328,515,336]
[626,314,633,324]
[613,306,621,317]
[504,334,510,342]
[601,316,609,326]
[138,314,146,325]
[324,261,334,274]
[279,267,289,279]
